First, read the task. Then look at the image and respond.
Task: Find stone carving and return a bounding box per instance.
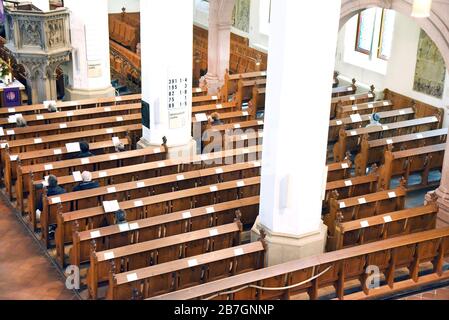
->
[19,20,42,47]
[46,18,65,48]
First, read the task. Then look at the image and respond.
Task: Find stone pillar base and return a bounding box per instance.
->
[251,217,328,267]
[203,74,223,96]
[137,137,198,161]
[64,86,116,101]
[427,189,449,226]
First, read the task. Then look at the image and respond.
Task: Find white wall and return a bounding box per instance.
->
[108,0,140,13]
[336,11,449,125]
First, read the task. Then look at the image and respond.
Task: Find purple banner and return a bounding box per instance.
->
[0,1,4,24]
[3,87,21,107]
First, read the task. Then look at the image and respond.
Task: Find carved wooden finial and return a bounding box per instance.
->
[370,163,379,174]
[234,209,242,223]
[336,211,344,224]
[259,228,267,241]
[90,239,97,253]
[399,177,407,188]
[352,78,357,86]
[426,191,439,206]
[330,190,340,201]
[370,85,375,93]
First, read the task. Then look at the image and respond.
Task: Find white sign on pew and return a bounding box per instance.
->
[350,114,362,123]
[103,200,120,213]
[195,113,208,122]
[66,142,81,153]
[72,171,83,182]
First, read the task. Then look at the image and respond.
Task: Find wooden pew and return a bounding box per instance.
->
[235,78,266,108]
[0,94,141,117]
[21,146,166,221]
[331,79,357,98]
[88,222,243,299]
[106,241,266,300]
[325,185,407,242]
[203,120,264,149]
[327,160,352,182]
[192,101,238,115]
[378,144,445,191]
[149,227,449,301]
[53,161,261,265]
[220,70,267,102]
[192,95,221,106]
[248,86,265,116]
[328,107,415,143]
[333,116,441,162]
[330,87,375,119]
[332,204,437,251]
[71,197,259,268]
[3,138,130,200]
[354,128,448,176]
[335,100,394,119]
[0,103,141,129]
[225,131,264,150]
[193,87,207,97]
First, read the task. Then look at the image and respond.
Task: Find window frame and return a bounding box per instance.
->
[355,11,373,56]
[377,9,393,61]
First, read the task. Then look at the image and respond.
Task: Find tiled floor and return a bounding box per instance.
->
[0,195,78,300]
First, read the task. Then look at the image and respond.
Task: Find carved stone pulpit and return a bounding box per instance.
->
[4,6,72,103]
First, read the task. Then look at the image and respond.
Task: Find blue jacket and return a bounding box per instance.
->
[72,181,100,192]
[37,186,66,211]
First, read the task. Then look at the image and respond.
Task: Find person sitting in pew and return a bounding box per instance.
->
[115,209,127,224]
[366,113,382,128]
[209,112,224,126]
[72,171,100,192]
[74,141,94,158]
[16,116,27,128]
[36,175,66,240]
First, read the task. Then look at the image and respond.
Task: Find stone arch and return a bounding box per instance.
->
[339,0,449,68]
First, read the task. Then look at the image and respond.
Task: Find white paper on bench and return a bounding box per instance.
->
[195,113,208,122]
[383,101,389,106]
[129,223,139,230]
[103,200,120,213]
[90,230,101,238]
[358,198,367,205]
[0,143,9,149]
[384,216,393,223]
[243,111,249,116]
[350,131,357,136]
[368,93,374,98]
[81,158,90,165]
[34,138,43,144]
[234,248,244,256]
[386,139,394,145]
[237,181,245,187]
[368,104,374,109]
[360,221,370,228]
[234,124,241,129]
[215,168,224,174]
[72,171,82,182]
[206,207,215,214]
[399,110,406,115]
[106,128,114,134]
[134,200,143,207]
[116,96,123,101]
[350,96,355,101]
[416,133,424,139]
[99,171,108,178]
[388,192,397,198]
[182,212,192,219]
[212,96,218,100]
[10,155,18,161]
[104,107,112,112]
[157,161,165,168]
[432,116,438,122]
[66,111,74,117]
[7,108,15,113]
[109,155,119,161]
[116,116,124,122]
[127,273,138,282]
[66,142,80,153]
[104,252,115,260]
[36,115,45,120]
[188,259,199,267]
[350,114,362,123]
[137,182,145,188]
[195,88,202,93]
[347,87,353,92]
[339,202,346,209]
[258,121,264,125]
[382,125,389,131]
[107,187,117,194]
[336,120,343,126]
[6,129,14,136]
[209,229,219,237]
[112,137,121,146]
[341,163,349,169]
[216,104,223,109]
[177,175,185,181]
[0,127,3,136]
[7,115,16,123]
[344,180,353,187]
[118,223,129,232]
[210,186,218,192]
[54,149,62,155]
[43,176,49,187]
[153,148,161,154]
[59,123,67,129]
[51,197,61,204]
[44,164,54,171]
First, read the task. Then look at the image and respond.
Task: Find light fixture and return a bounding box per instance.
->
[411,0,432,18]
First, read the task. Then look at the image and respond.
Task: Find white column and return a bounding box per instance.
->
[252,0,342,265]
[138,0,195,158]
[203,0,235,94]
[64,0,115,100]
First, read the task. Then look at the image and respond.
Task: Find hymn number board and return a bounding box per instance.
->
[167,74,190,129]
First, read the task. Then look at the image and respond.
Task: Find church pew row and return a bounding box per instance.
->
[107,241,266,300]
[88,222,243,299]
[249,86,266,114]
[378,143,445,191]
[325,185,406,240]
[3,138,130,199]
[331,80,357,98]
[235,78,266,108]
[20,146,167,220]
[328,107,414,143]
[0,103,141,129]
[330,89,375,119]
[0,113,141,143]
[0,94,141,117]
[192,94,221,106]
[50,146,262,251]
[149,227,449,301]
[324,172,379,213]
[333,116,441,162]
[220,70,267,102]
[54,176,261,266]
[331,204,437,251]
[53,161,261,265]
[335,100,394,120]
[71,197,259,268]
[225,131,264,150]
[203,120,265,149]
[192,101,239,115]
[354,128,448,176]
[193,87,207,97]
[327,160,352,182]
